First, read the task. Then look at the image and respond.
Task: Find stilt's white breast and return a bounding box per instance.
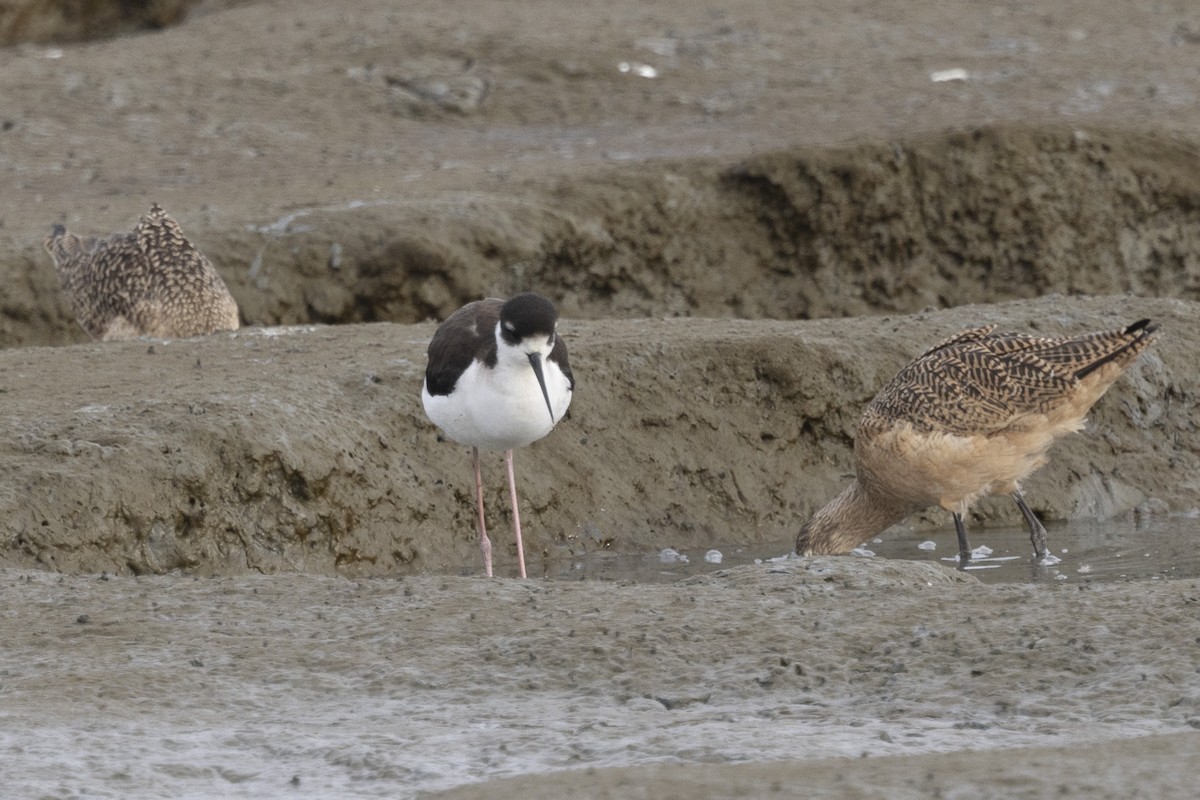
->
[422,292,574,452]
[422,354,571,452]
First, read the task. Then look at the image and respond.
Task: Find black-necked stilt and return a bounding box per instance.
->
[421,292,574,578]
[795,319,1160,566]
[43,204,240,341]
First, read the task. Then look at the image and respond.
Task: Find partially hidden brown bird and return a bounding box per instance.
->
[44,204,240,341]
[795,319,1160,566]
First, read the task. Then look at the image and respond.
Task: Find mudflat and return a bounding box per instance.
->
[1,1,1199,797]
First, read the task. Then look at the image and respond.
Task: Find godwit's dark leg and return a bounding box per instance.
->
[472,446,492,577]
[953,512,972,567]
[1012,490,1049,561]
[503,448,528,579]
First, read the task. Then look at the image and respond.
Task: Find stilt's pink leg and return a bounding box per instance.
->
[472,446,492,577]
[504,449,528,579]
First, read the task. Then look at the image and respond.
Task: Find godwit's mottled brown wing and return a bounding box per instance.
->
[45,204,239,340]
[43,224,107,266]
[915,325,997,358]
[44,225,148,339]
[862,320,1159,437]
[423,298,503,396]
[981,319,1158,380]
[134,205,221,295]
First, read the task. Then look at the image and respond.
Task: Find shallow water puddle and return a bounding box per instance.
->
[546,514,1200,584]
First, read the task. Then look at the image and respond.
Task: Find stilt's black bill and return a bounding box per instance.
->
[528,353,555,424]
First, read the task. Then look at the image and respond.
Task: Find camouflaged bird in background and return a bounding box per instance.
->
[43,204,241,341]
[796,319,1161,566]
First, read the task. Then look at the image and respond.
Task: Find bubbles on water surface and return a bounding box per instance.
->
[659,548,689,564]
[553,516,1200,585]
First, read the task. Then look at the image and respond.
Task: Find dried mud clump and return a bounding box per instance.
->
[1,0,198,45]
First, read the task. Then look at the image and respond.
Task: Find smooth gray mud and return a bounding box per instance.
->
[2,559,1199,799]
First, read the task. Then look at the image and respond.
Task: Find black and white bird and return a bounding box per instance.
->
[421,293,574,578]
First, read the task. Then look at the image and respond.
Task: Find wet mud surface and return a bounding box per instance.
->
[3,561,1199,799]
[2,1,1200,797]
[556,516,1200,586]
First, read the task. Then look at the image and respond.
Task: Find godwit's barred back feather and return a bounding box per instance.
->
[43,204,240,341]
[796,319,1160,565]
[862,319,1159,437]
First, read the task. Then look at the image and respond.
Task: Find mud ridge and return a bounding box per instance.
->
[0,294,1193,576]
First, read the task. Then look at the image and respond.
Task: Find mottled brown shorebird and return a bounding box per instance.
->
[43,204,240,341]
[795,319,1160,565]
